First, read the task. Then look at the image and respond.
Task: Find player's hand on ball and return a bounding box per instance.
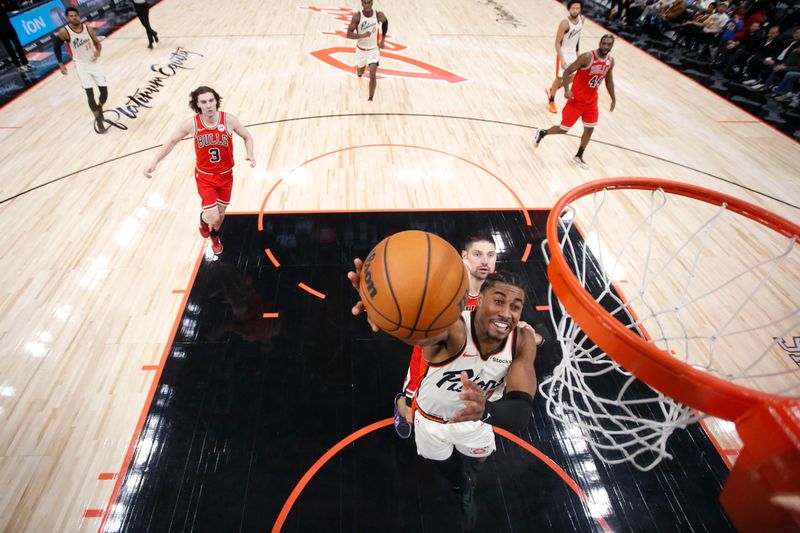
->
[347,258,379,332]
[347,258,364,291]
[450,372,487,423]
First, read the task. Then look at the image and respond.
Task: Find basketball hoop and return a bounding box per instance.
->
[539,178,800,531]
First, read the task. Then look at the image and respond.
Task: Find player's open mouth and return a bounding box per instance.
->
[490,320,510,334]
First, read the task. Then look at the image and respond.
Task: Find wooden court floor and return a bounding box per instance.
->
[0,0,798,530]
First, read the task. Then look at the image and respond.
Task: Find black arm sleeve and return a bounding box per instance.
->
[481,391,533,432]
[381,19,388,35]
[53,33,64,63]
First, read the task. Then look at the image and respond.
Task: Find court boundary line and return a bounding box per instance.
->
[97,242,205,532]
[1,113,796,210]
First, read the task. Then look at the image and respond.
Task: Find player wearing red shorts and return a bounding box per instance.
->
[144,86,255,254]
[533,34,616,169]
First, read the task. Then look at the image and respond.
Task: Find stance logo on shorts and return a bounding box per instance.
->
[471,447,487,454]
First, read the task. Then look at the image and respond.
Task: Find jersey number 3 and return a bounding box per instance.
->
[208,147,221,163]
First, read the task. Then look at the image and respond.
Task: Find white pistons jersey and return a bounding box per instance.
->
[415,310,516,423]
[65,24,97,63]
[357,10,379,50]
[560,16,583,59]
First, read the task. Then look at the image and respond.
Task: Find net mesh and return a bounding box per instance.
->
[539,185,800,471]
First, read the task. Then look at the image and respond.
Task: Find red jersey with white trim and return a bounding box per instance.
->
[194,111,234,174]
[571,50,613,103]
[464,294,479,312]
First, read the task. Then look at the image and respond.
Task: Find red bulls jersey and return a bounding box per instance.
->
[572,50,613,103]
[194,111,234,174]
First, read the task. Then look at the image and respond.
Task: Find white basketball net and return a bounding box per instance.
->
[539,186,800,471]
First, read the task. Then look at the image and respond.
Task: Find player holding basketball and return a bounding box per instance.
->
[348,265,537,531]
[534,34,617,169]
[394,233,544,439]
[53,7,109,134]
[546,0,584,114]
[394,232,497,438]
[346,0,388,101]
[143,86,255,254]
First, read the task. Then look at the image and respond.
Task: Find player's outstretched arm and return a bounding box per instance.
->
[228,114,256,167]
[143,119,193,179]
[347,258,462,346]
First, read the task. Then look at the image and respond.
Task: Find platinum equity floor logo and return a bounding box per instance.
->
[97,47,203,132]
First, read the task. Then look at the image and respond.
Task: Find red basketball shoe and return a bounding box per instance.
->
[210,235,223,254]
[199,217,211,238]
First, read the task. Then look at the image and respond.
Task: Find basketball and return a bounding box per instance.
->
[359,230,469,342]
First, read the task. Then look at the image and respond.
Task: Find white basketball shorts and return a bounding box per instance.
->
[413,411,496,461]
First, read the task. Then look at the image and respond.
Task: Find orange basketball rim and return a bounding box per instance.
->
[545,177,800,533]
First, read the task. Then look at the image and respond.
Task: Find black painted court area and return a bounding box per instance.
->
[110,211,733,532]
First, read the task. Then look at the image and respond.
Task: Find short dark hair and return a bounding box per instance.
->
[189,86,222,113]
[65,7,79,15]
[463,231,495,252]
[567,0,583,8]
[480,270,526,296]
[601,33,616,42]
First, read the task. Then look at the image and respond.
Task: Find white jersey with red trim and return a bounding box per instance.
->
[356,10,379,50]
[560,15,583,61]
[415,310,515,423]
[65,24,97,63]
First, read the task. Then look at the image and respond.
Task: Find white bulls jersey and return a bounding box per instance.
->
[560,16,583,59]
[415,310,517,423]
[357,10,379,50]
[65,24,97,63]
